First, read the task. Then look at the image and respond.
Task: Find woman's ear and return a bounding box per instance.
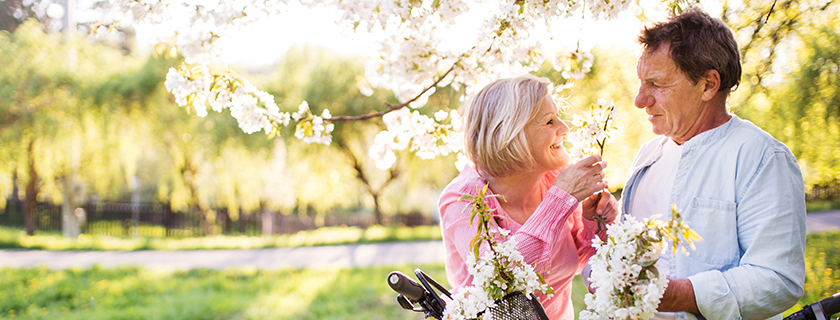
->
[701,69,721,101]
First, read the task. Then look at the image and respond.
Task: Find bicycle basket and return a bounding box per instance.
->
[485,291,549,320]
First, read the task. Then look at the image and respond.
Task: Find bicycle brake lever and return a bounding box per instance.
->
[397,294,414,310]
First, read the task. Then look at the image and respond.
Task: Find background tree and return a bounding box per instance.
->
[727,0,840,187]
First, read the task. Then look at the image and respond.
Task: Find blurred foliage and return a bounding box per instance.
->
[0,20,459,232]
[783,231,840,317]
[0,0,61,33]
[2,0,840,235]
[728,0,840,187]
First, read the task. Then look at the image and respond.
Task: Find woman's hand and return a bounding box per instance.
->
[581,189,619,223]
[553,155,607,202]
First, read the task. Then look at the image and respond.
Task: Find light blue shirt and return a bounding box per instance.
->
[622,115,806,320]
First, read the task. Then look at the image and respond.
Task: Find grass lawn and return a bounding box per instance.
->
[1,231,838,320]
[0,264,449,320]
[806,200,840,213]
[0,231,837,319]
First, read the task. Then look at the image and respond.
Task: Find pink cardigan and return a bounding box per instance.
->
[438,165,603,320]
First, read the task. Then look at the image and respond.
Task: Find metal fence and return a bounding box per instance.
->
[0,199,436,237]
[806,180,840,202]
[5,180,836,238]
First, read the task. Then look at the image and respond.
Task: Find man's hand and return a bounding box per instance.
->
[658,278,700,314]
[581,188,619,222]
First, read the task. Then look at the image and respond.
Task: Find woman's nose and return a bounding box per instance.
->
[558,120,570,135]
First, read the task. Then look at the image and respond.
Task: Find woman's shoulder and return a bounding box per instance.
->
[440,165,484,200]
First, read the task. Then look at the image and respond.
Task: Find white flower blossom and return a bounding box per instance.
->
[443,188,554,320]
[582,207,701,320]
[111,0,647,168]
[567,98,623,160]
[369,108,462,169]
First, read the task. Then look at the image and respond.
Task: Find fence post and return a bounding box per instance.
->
[131,177,140,238]
[262,211,273,236]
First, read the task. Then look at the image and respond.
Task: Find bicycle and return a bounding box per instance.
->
[387,268,549,320]
[784,292,840,320]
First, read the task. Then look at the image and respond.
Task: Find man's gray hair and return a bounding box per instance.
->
[639,8,742,92]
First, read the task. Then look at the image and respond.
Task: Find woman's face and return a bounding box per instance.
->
[525,96,571,173]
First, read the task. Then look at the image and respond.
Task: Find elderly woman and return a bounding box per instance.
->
[438,74,618,320]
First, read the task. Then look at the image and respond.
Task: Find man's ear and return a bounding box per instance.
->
[701,69,721,101]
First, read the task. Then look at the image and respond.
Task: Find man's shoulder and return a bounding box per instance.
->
[724,117,793,155]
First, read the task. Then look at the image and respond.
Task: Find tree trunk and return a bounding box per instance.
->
[11,171,19,201]
[23,140,38,236]
[182,156,213,236]
[335,140,403,226]
[61,178,80,238]
[371,192,383,225]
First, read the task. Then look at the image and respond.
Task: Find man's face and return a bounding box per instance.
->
[635,43,708,143]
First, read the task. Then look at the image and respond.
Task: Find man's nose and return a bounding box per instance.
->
[635,89,653,109]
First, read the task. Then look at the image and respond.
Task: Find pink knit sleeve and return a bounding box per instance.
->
[570,197,616,272]
[513,186,579,270]
[439,182,479,254]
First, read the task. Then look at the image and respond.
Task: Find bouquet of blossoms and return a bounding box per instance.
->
[442,184,554,320]
[579,205,702,320]
[567,98,623,160]
[566,98,623,233]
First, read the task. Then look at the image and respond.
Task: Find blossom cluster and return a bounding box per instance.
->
[164,65,291,135]
[292,102,334,145]
[567,98,623,160]
[369,108,463,170]
[105,0,672,169]
[553,49,595,80]
[579,205,701,320]
[442,185,553,320]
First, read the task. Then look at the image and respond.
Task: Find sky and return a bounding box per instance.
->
[130,1,684,69]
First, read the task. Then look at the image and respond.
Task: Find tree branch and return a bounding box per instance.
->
[327,63,458,122]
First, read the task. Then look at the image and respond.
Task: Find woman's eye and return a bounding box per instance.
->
[547,119,554,125]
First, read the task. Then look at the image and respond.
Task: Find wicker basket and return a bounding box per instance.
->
[485,291,549,320]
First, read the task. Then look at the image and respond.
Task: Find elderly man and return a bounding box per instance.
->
[622,8,807,320]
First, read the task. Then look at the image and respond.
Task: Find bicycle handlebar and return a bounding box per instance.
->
[784,292,840,320]
[387,271,427,302]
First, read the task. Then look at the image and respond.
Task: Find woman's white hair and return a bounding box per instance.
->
[460,74,553,178]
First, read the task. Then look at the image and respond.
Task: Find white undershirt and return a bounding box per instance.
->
[631,138,683,320]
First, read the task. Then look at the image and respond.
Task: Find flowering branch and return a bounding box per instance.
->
[568,99,622,160]
[566,98,623,233]
[596,106,614,157]
[326,64,457,122]
[580,204,702,320]
[103,0,669,172]
[442,184,553,320]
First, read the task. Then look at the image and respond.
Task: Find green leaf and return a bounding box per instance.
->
[473,240,482,260]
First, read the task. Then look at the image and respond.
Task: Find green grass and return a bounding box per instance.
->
[806,200,840,213]
[1,228,838,320]
[0,225,443,251]
[0,264,448,320]
[0,231,837,319]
